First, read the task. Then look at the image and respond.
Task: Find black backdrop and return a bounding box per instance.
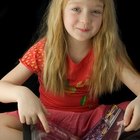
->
[0,0,140,111]
[0,0,49,78]
[0,0,49,112]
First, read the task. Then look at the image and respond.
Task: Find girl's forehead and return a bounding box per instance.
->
[66,0,104,6]
[67,0,103,3]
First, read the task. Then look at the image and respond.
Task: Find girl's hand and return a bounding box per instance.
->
[17,87,50,133]
[123,95,140,131]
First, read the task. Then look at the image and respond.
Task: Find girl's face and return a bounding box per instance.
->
[63,0,104,42]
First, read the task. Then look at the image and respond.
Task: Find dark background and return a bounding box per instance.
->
[0,0,139,112]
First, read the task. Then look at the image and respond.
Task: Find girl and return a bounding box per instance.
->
[0,0,140,139]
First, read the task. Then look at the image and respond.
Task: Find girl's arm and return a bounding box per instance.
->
[0,63,49,132]
[120,66,140,96]
[119,66,140,132]
[0,63,33,103]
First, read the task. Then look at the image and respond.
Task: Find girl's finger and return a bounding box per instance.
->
[41,104,50,116]
[125,108,140,131]
[19,114,26,124]
[38,112,50,133]
[123,103,134,127]
[25,116,33,125]
[31,115,38,125]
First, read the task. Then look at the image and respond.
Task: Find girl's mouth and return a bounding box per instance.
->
[77,28,90,32]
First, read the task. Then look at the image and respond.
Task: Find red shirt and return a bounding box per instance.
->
[19,39,99,112]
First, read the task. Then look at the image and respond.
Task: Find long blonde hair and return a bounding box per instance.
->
[39,0,136,97]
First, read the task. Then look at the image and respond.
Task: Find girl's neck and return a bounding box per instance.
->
[67,37,92,63]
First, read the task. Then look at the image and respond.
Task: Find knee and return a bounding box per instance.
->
[0,113,8,137]
[0,113,22,130]
[0,113,23,140]
[0,113,7,127]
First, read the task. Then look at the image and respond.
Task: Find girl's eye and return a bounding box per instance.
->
[72,8,81,12]
[91,10,103,16]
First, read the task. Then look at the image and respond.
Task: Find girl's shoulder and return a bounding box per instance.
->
[19,38,47,74]
[32,37,47,51]
[26,37,47,59]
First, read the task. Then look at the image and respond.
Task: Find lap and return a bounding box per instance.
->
[41,102,129,137]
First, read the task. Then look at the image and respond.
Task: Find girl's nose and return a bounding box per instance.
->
[79,12,90,25]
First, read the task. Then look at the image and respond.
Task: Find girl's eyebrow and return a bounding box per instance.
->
[96,4,103,8]
[93,2,104,8]
[94,4,104,10]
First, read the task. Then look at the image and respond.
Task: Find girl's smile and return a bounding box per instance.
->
[76,27,90,32]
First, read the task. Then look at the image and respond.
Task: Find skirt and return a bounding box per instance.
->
[7,101,129,138]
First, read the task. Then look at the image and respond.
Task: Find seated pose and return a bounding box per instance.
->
[0,0,140,139]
